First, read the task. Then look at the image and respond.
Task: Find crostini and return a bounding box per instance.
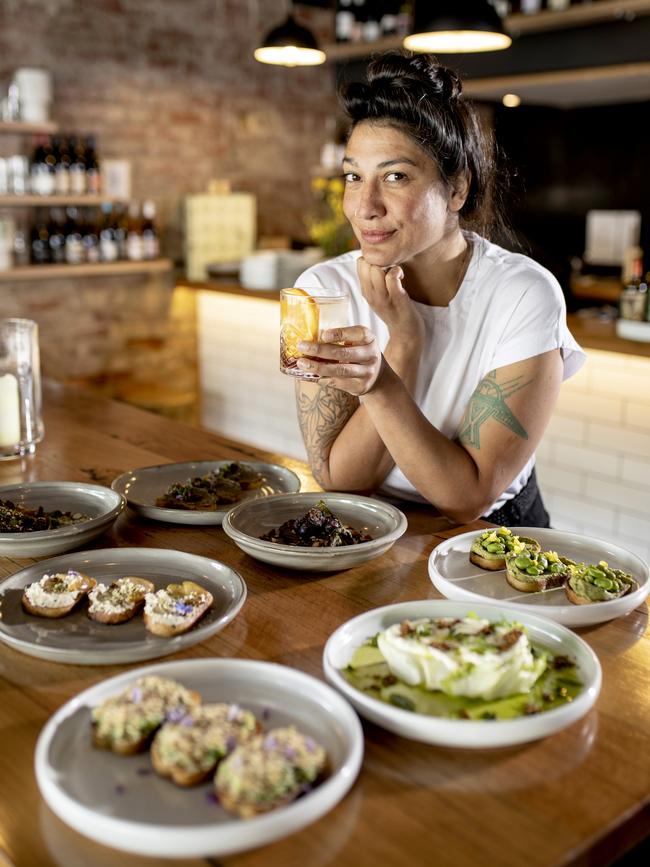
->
[91,675,202,755]
[87,576,155,624]
[565,561,638,605]
[215,726,327,819]
[21,570,96,618]
[151,703,260,787]
[505,549,572,593]
[469,527,540,571]
[143,581,213,637]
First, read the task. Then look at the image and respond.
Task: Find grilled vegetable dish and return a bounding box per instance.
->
[155,462,263,511]
[0,498,90,532]
[260,500,371,547]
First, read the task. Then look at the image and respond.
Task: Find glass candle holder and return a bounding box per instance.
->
[0,318,44,459]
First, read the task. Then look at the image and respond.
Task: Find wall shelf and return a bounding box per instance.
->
[0,259,173,281]
[324,0,650,61]
[0,120,58,135]
[0,195,127,207]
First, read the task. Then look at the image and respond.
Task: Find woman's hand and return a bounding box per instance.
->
[357,258,424,347]
[297,325,384,396]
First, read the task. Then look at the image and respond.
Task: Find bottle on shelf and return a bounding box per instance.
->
[380,1,399,37]
[12,225,30,266]
[126,201,144,261]
[84,136,101,196]
[30,135,55,197]
[64,206,84,264]
[47,207,66,264]
[69,137,87,196]
[82,209,100,263]
[141,200,160,260]
[335,0,355,43]
[362,1,381,42]
[350,0,366,42]
[618,247,647,322]
[30,211,51,264]
[52,136,71,195]
[99,202,119,262]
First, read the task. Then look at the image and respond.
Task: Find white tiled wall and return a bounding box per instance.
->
[198,292,650,562]
[536,349,650,564]
[197,292,308,461]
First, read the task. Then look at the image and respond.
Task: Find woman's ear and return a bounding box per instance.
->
[449,170,470,213]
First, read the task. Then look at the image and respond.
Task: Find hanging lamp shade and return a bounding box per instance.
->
[403,0,512,54]
[254,13,326,67]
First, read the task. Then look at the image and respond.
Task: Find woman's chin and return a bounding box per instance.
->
[360,246,398,268]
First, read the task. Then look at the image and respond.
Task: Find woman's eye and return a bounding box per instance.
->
[385,171,406,182]
[343,172,360,183]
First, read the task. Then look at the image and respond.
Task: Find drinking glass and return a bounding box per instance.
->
[280,288,350,381]
[0,318,44,459]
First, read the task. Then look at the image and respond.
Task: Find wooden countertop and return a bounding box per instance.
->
[0,382,648,867]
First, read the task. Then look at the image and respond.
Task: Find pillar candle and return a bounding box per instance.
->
[0,372,21,447]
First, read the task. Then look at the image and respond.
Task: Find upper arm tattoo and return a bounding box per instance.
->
[296,383,359,484]
[457,370,532,450]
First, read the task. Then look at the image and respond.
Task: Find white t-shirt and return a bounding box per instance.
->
[295,232,586,513]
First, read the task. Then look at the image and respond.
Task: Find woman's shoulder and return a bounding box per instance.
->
[471,234,564,306]
[295,250,361,291]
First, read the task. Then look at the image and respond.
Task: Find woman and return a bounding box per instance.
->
[293,51,584,527]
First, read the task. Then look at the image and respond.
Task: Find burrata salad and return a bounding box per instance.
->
[342,614,582,720]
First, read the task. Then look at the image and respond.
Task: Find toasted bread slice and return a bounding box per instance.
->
[91,675,202,754]
[151,703,261,787]
[565,561,638,605]
[21,570,96,618]
[143,581,213,637]
[215,726,327,819]
[469,527,541,571]
[87,576,155,624]
[505,550,570,593]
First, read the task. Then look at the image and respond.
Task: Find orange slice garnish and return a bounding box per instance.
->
[281,288,319,360]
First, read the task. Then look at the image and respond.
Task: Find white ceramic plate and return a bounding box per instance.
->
[111,460,301,526]
[428,527,650,627]
[0,547,246,664]
[35,658,364,859]
[323,599,601,748]
[222,492,408,571]
[0,482,124,558]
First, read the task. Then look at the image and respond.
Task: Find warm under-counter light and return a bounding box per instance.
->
[404,0,512,54]
[502,93,521,107]
[254,9,326,67]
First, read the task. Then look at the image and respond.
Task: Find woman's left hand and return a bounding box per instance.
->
[297,325,384,396]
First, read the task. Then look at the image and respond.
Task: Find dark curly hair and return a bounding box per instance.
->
[340,51,511,242]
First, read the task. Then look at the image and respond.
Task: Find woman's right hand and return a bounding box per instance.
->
[357,257,424,347]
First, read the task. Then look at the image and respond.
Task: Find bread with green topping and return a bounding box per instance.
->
[469,527,541,571]
[566,561,638,605]
[91,675,202,755]
[505,549,572,593]
[215,726,327,818]
[151,703,261,787]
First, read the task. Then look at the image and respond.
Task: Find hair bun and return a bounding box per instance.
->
[367,52,463,104]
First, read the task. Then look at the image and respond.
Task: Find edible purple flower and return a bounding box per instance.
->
[205,791,220,805]
[175,601,194,615]
[284,746,297,760]
[180,714,195,727]
[130,686,143,703]
[263,735,278,750]
[166,705,188,723]
[226,704,240,722]
[304,737,316,753]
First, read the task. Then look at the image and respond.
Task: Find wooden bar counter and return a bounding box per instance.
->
[0,382,648,867]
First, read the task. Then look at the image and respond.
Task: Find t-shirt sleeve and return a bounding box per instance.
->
[489,271,586,381]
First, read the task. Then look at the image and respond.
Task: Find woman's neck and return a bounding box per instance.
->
[402,230,471,307]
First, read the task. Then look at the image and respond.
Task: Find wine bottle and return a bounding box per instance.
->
[69,137,87,195]
[99,202,119,262]
[335,0,355,43]
[64,206,84,264]
[85,136,101,196]
[47,208,66,264]
[141,200,160,260]
[126,201,144,261]
[53,136,71,196]
[30,211,51,264]
[82,208,100,263]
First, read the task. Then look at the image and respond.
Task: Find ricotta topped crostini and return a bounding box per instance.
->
[87,576,155,624]
[21,570,96,618]
[377,615,547,702]
[143,581,213,637]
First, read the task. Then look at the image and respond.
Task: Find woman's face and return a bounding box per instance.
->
[342,121,466,268]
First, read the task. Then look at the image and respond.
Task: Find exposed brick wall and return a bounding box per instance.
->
[0,0,338,245]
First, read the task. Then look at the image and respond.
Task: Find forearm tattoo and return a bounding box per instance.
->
[296,383,359,485]
[457,370,531,450]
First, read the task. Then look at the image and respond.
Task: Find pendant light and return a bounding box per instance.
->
[403,0,512,54]
[254,2,326,67]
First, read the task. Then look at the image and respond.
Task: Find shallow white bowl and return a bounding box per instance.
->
[428,527,650,627]
[111,460,301,526]
[0,482,124,558]
[35,658,364,859]
[323,599,601,748]
[222,492,408,571]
